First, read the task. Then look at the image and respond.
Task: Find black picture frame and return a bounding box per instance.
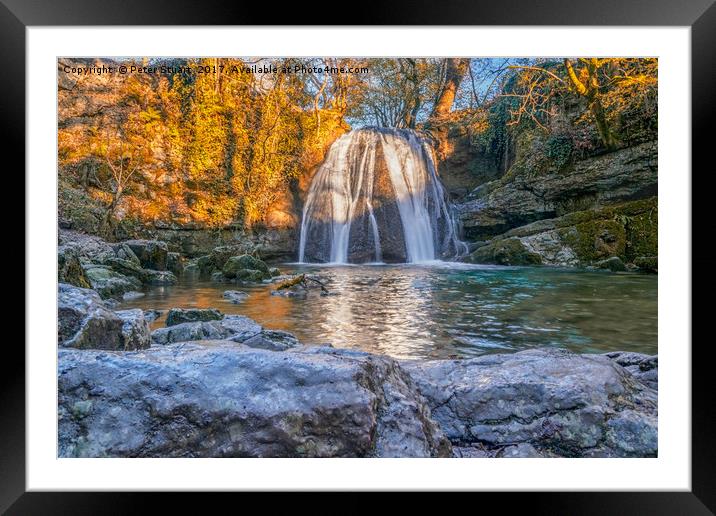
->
[5,0,714,510]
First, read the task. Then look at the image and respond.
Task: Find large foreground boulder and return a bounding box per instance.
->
[604,351,658,390]
[402,348,657,457]
[58,343,451,458]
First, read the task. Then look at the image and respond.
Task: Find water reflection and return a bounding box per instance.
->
[120,263,658,360]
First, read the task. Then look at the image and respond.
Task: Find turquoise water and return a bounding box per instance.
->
[120,263,658,360]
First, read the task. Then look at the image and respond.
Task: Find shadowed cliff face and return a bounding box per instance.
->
[346,143,407,263]
[456,141,658,242]
[299,127,465,264]
[298,139,408,263]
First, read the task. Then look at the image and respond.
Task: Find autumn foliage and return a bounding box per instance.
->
[58,57,657,237]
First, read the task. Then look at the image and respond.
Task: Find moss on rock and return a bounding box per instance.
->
[468,238,543,266]
[469,197,657,268]
[623,206,658,261]
[223,254,271,281]
[58,245,91,289]
[559,219,627,263]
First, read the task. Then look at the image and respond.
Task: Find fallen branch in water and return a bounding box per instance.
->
[273,274,330,294]
[274,274,306,290]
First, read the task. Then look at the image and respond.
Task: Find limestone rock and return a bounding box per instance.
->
[634,256,657,273]
[114,309,151,350]
[58,245,91,288]
[604,351,658,390]
[467,197,657,268]
[242,330,300,351]
[223,290,249,304]
[402,348,658,457]
[58,343,451,458]
[111,243,141,266]
[124,239,169,271]
[222,255,270,280]
[82,264,142,299]
[457,141,658,240]
[595,256,627,272]
[166,308,224,326]
[151,314,262,345]
[497,443,543,458]
[468,238,542,266]
[58,283,124,350]
[143,309,163,323]
[143,269,177,285]
[58,229,116,263]
[166,252,184,276]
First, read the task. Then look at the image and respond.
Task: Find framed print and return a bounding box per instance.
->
[6,0,715,510]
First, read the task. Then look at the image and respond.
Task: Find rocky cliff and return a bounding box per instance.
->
[437,131,657,269]
[456,141,657,241]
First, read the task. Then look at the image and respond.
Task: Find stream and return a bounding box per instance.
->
[119,262,657,360]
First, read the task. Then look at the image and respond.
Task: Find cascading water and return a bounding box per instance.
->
[299,127,467,264]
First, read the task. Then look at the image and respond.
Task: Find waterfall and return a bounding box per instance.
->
[299,127,467,264]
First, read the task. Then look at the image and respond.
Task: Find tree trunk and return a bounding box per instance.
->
[589,97,616,150]
[430,58,470,122]
[563,58,616,150]
[427,58,470,159]
[101,186,122,239]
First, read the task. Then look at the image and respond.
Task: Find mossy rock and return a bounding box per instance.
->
[223,254,270,279]
[101,256,147,282]
[469,197,657,268]
[210,245,254,270]
[197,255,216,276]
[234,269,270,282]
[125,240,169,271]
[469,238,543,266]
[210,271,227,282]
[83,265,142,299]
[112,243,141,266]
[166,252,184,276]
[143,270,177,285]
[166,308,224,326]
[634,256,658,273]
[58,246,91,289]
[623,208,658,261]
[559,219,626,263]
[57,180,105,235]
[594,256,627,272]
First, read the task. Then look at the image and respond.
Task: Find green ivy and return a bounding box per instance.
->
[545,133,574,170]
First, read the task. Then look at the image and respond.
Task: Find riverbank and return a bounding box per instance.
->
[59,228,658,358]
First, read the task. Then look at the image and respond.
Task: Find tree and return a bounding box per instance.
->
[427,58,471,158]
[94,127,146,235]
[563,58,616,150]
[502,58,657,151]
[429,58,471,122]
